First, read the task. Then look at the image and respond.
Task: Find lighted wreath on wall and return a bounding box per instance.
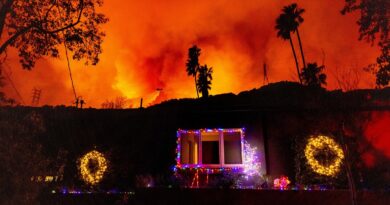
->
[79,150,108,185]
[304,135,344,177]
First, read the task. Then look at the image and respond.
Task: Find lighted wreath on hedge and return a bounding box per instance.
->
[79,150,108,185]
[304,135,344,177]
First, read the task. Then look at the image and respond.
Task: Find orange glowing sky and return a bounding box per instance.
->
[2,0,381,107]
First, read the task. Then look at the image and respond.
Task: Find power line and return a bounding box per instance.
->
[64,41,77,101]
[55,2,78,104]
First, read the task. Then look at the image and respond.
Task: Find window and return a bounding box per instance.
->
[224,132,242,164]
[180,132,199,164]
[201,132,220,164]
[177,128,244,168]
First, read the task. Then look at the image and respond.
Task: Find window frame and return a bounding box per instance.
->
[176,128,245,169]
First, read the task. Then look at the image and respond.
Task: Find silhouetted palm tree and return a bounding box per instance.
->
[287,3,306,70]
[197,65,213,98]
[276,10,300,83]
[276,3,306,83]
[186,45,201,98]
[301,62,327,87]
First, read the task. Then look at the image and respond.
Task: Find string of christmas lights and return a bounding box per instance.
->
[304,135,344,177]
[243,140,261,177]
[174,128,245,173]
[190,169,200,188]
[175,128,262,179]
[79,150,108,185]
[273,176,291,190]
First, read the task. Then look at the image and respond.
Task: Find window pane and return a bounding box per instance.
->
[202,141,219,164]
[201,132,220,164]
[224,132,242,164]
[180,133,199,164]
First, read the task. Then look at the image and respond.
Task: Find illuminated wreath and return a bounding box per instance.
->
[304,135,344,177]
[79,150,108,185]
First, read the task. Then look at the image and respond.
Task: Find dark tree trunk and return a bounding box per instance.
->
[201,88,208,98]
[296,28,306,69]
[0,0,13,40]
[342,138,357,205]
[289,36,302,84]
[194,74,199,98]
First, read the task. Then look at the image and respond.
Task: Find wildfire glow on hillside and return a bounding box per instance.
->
[364,112,390,160]
[2,0,380,107]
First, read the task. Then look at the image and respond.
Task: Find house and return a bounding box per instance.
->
[174,128,266,187]
[1,83,389,189]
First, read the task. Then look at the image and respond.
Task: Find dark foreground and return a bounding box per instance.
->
[41,189,390,205]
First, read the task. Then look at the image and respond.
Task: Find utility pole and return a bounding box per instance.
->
[74,97,79,108]
[139,98,143,109]
[79,97,85,109]
[31,88,42,106]
[73,96,85,109]
[263,63,269,86]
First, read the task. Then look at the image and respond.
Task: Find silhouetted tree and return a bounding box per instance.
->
[0,68,5,103]
[101,97,128,109]
[196,64,212,98]
[342,0,389,87]
[0,0,108,70]
[101,100,115,109]
[79,97,85,108]
[285,3,306,69]
[186,45,201,98]
[276,11,300,83]
[300,62,327,87]
[114,96,128,109]
[276,3,306,84]
[0,67,15,105]
[373,41,389,87]
[333,65,362,91]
